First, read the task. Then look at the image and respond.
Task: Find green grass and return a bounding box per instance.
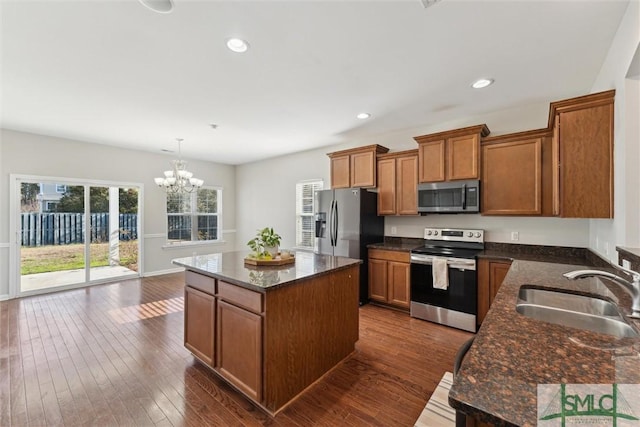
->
[21,241,138,275]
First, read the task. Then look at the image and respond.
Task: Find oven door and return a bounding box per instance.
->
[410,255,477,315]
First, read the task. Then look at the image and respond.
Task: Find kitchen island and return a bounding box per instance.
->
[172,251,362,415]
[449,260,640,426]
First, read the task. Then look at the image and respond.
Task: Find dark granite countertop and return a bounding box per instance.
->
[367,241,422,252]
[368,239,610,268]
[449,260,640,426]
[172,250,361,292]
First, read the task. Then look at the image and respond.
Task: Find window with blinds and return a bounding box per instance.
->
[295,180,323,249]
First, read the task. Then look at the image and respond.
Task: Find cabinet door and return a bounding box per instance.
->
[396,155,418,215]
[330,155,351,189]
[368,258,388,302]
[481,139,542,215]
[387,261,410,308]
[477,259,511,325]
[377,158,396,215]
[447,134,479,180]
[489,262,511,303]
[184,286,215,366]
[351,150,376,187]
[418,140,446,183]
[558,104,613,218]
[216,300,263,402]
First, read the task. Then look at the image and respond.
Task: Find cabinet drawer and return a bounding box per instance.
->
[369,249,410,263]
[185,271,216,295]
[218,281,263,314]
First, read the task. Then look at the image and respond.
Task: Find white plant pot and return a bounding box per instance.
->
[265,245,279,258]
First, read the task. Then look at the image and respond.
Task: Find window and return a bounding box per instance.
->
[167,187,221,244]
[295,180,323,249]
[55,184,67,193]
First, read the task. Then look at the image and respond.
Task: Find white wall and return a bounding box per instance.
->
[0,129,236,299]
[589,1,640,262]
[236,101,592,251]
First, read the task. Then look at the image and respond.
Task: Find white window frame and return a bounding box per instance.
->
[55,184,67,193]
[295,179,323,250]
[165,186,223,247]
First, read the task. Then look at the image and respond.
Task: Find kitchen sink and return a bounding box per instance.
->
[516,287,639,338]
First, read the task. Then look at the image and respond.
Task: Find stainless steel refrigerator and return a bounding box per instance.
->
[314,188,384,304]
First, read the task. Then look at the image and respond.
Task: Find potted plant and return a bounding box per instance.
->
[247,227,282,259]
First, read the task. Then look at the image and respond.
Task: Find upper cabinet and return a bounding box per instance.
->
[327,144,389,189]
[414,124,490,183]
[550,90,614,218]
[481,129,554,216]
[480,90,614,218]
[376,150,418,216]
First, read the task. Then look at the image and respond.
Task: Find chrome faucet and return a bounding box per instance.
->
[563,267,640,319]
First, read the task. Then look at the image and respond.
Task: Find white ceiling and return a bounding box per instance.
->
[0,0,630,165]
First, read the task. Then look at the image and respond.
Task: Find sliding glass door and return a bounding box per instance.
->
[17,177,141,295]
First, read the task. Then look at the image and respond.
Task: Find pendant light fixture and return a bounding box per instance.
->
[154,138,204,194]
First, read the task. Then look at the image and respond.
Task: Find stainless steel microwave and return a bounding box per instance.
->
[417,180,480,213]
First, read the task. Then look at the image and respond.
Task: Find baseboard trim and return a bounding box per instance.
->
[143,267,184,277]
[0,294,10,301]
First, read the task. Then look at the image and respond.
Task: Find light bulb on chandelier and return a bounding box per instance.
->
[154,138,204,194]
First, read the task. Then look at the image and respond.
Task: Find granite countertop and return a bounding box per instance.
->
[449,260,640,426]
[368,239,609,267]
[172,250,362,292]
[367,241,422,252]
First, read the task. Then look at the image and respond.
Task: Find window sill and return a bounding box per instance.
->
[162,240,227,250]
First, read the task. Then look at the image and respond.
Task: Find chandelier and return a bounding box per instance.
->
[154,138,204,194]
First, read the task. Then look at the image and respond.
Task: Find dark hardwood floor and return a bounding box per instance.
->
[0,273,472,426]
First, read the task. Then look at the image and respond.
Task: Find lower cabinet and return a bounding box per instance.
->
[368,249,410,309]
[477,258,512,325]
[216,300,263,402]
[184,286,215,366]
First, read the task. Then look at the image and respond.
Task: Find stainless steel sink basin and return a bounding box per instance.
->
[516,287,639,338]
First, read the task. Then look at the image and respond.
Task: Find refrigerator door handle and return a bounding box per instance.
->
[333,200,339,247]
[329,200,336,246]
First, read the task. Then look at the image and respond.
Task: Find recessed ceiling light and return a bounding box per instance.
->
[471,78,494,89]
[138,0,173,13]
[357,113,371,119]
[226,38,249,53]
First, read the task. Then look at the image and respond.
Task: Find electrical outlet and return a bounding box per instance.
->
[390,226,397,235]
[511,231,519,241]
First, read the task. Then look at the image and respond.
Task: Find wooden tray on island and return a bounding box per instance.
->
[244,255,295,266]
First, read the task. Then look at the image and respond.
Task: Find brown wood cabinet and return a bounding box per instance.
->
[368,249,410,309]
[184,285,215,366]
[182,263,360,415]
[327,144,389,188]
[217,300,263,401]
[477,258,512,325]
[414,124,490,183]
[376,150,418,215]
[481,130,556,216]
[549,90,614,218]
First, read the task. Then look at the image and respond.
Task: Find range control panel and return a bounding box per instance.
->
[423,228,484,243]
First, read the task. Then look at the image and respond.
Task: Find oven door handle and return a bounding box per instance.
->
[410,255,476,271]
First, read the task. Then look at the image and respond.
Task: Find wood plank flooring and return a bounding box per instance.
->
[0,273,472,426]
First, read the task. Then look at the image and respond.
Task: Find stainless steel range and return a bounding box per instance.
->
[410,227,484,332]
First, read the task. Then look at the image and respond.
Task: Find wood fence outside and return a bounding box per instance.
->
[21,213,138,247]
